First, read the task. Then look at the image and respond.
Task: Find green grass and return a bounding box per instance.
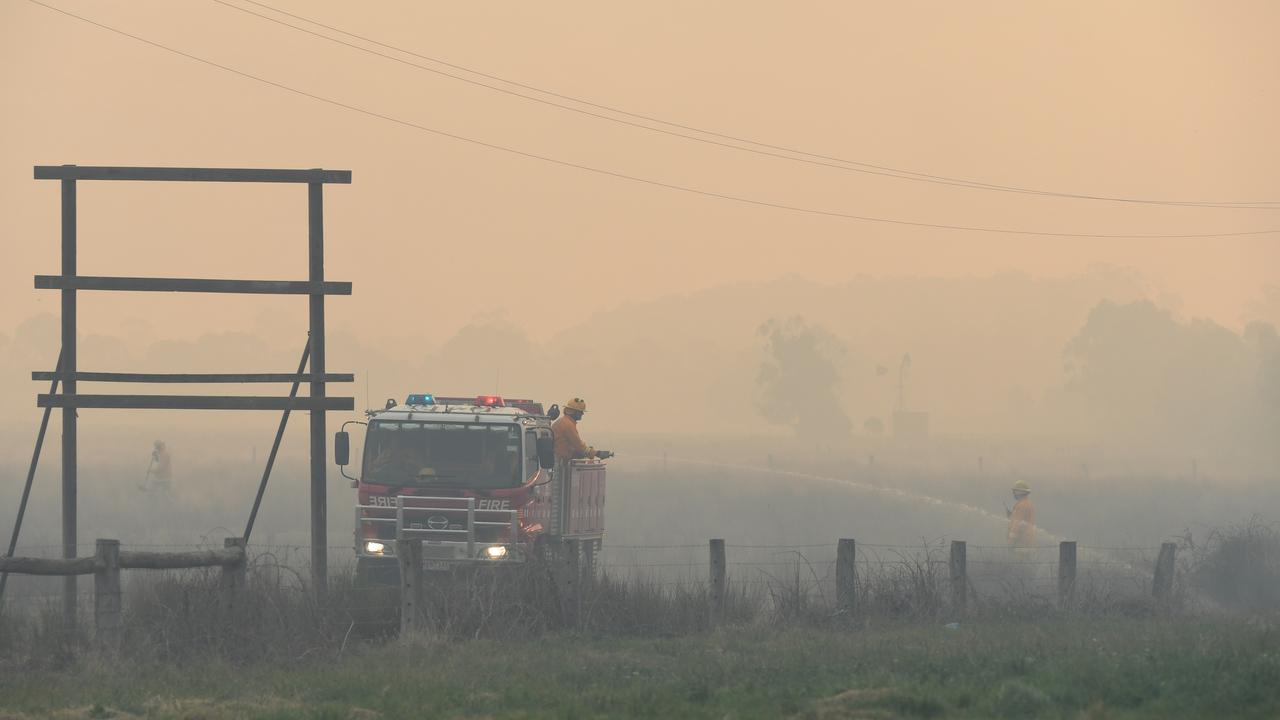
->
[2,616,1278,719]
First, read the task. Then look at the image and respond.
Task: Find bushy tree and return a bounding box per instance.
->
[756,317,851,440]
[1063,300,1278,455]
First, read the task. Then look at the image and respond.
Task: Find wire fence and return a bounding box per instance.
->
[0,535,1199,671]
[588,538,1172,605]
[1,536,1175,622]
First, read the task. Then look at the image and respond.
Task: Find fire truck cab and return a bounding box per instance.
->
[334,394,606,585]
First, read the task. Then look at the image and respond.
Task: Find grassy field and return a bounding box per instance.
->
[2,616,1278,719]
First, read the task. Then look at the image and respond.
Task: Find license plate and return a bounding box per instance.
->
[425,560,450,571]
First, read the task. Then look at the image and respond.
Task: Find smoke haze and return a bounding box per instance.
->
[0,1,1277,575]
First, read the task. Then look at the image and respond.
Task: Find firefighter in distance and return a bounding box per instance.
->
[1006,480,1036,548]
[140,440,173,492]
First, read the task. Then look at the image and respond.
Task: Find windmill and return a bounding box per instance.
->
[891,352,929,442]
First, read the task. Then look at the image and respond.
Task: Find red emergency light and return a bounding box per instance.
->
[476,395,505,407]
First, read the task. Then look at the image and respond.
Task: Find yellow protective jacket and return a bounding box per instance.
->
[1007,497,1036,547]
[552,414,594,461]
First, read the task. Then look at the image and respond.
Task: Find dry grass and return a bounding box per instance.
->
[1,528,1271,671]
[5,617,1279,719]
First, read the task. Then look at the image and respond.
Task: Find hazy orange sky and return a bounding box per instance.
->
[2,0,1277,342]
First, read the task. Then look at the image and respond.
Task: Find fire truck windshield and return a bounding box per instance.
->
[363,421,522,489]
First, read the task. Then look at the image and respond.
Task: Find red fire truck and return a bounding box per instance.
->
[334,394,606,585]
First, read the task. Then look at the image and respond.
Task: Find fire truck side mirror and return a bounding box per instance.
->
[334,431,350,466]
[536,431,556,469]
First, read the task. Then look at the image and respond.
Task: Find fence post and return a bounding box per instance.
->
[220,537,247,614]
[93,538,121,651]
[949,540,967,614]
[836,538,857,613]
[547,535,563,617]
[1152,542,1176,602]
[1058,541,1077,610]
[709,538,726,628]
[564,538,581,628]
[582,539,596,584]
[546,536,579,628]
[398,539,423,642]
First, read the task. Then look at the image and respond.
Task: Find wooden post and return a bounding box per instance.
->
[709,538,726,628]
[0,351,62,604]
[397,539,423,641]
[93,539,120,651]
[1152,542,1176,601]
[243,341,310,545]
[582,539,596,585]
[949,540,967,614]
[836,538,857,613]
[1058,541,1077,609]
[308,179,328,599]
[564,538,581,628]
[220,537,247,614]
[61,172,78,629]
[546,536,580,628]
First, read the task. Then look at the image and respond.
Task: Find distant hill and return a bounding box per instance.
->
[539,267,1149,435]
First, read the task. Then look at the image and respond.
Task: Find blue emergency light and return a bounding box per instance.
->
[405,393,436,405]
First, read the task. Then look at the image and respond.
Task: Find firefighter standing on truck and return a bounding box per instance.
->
[552,397,612,461]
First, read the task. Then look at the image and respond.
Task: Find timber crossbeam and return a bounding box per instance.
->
[32,372,354,384]
[35,166,351,184]
[37,394,354,411]
[0,546,246,575]
[34,276,352,295]
[0,555,99,575]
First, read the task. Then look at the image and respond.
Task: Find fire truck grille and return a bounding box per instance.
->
[422,545,454,559]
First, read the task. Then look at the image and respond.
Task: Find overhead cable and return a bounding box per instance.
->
[216,0,1279,211]
[25,0,1280,239]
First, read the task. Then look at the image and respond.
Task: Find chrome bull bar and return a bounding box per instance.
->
[354,495,520,560]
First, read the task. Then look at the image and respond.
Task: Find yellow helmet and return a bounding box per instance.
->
[565,397,587,413]
[1012,480,1030,493]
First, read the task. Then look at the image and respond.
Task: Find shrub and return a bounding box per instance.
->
[1188,519,1280,611]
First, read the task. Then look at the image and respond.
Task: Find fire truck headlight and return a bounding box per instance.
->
[364,541,386,555]
[484,545,508,560]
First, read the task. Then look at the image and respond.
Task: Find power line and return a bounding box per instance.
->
[211,0,1060,202]
[218,0,1280,211]
[24,0,1280,239]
